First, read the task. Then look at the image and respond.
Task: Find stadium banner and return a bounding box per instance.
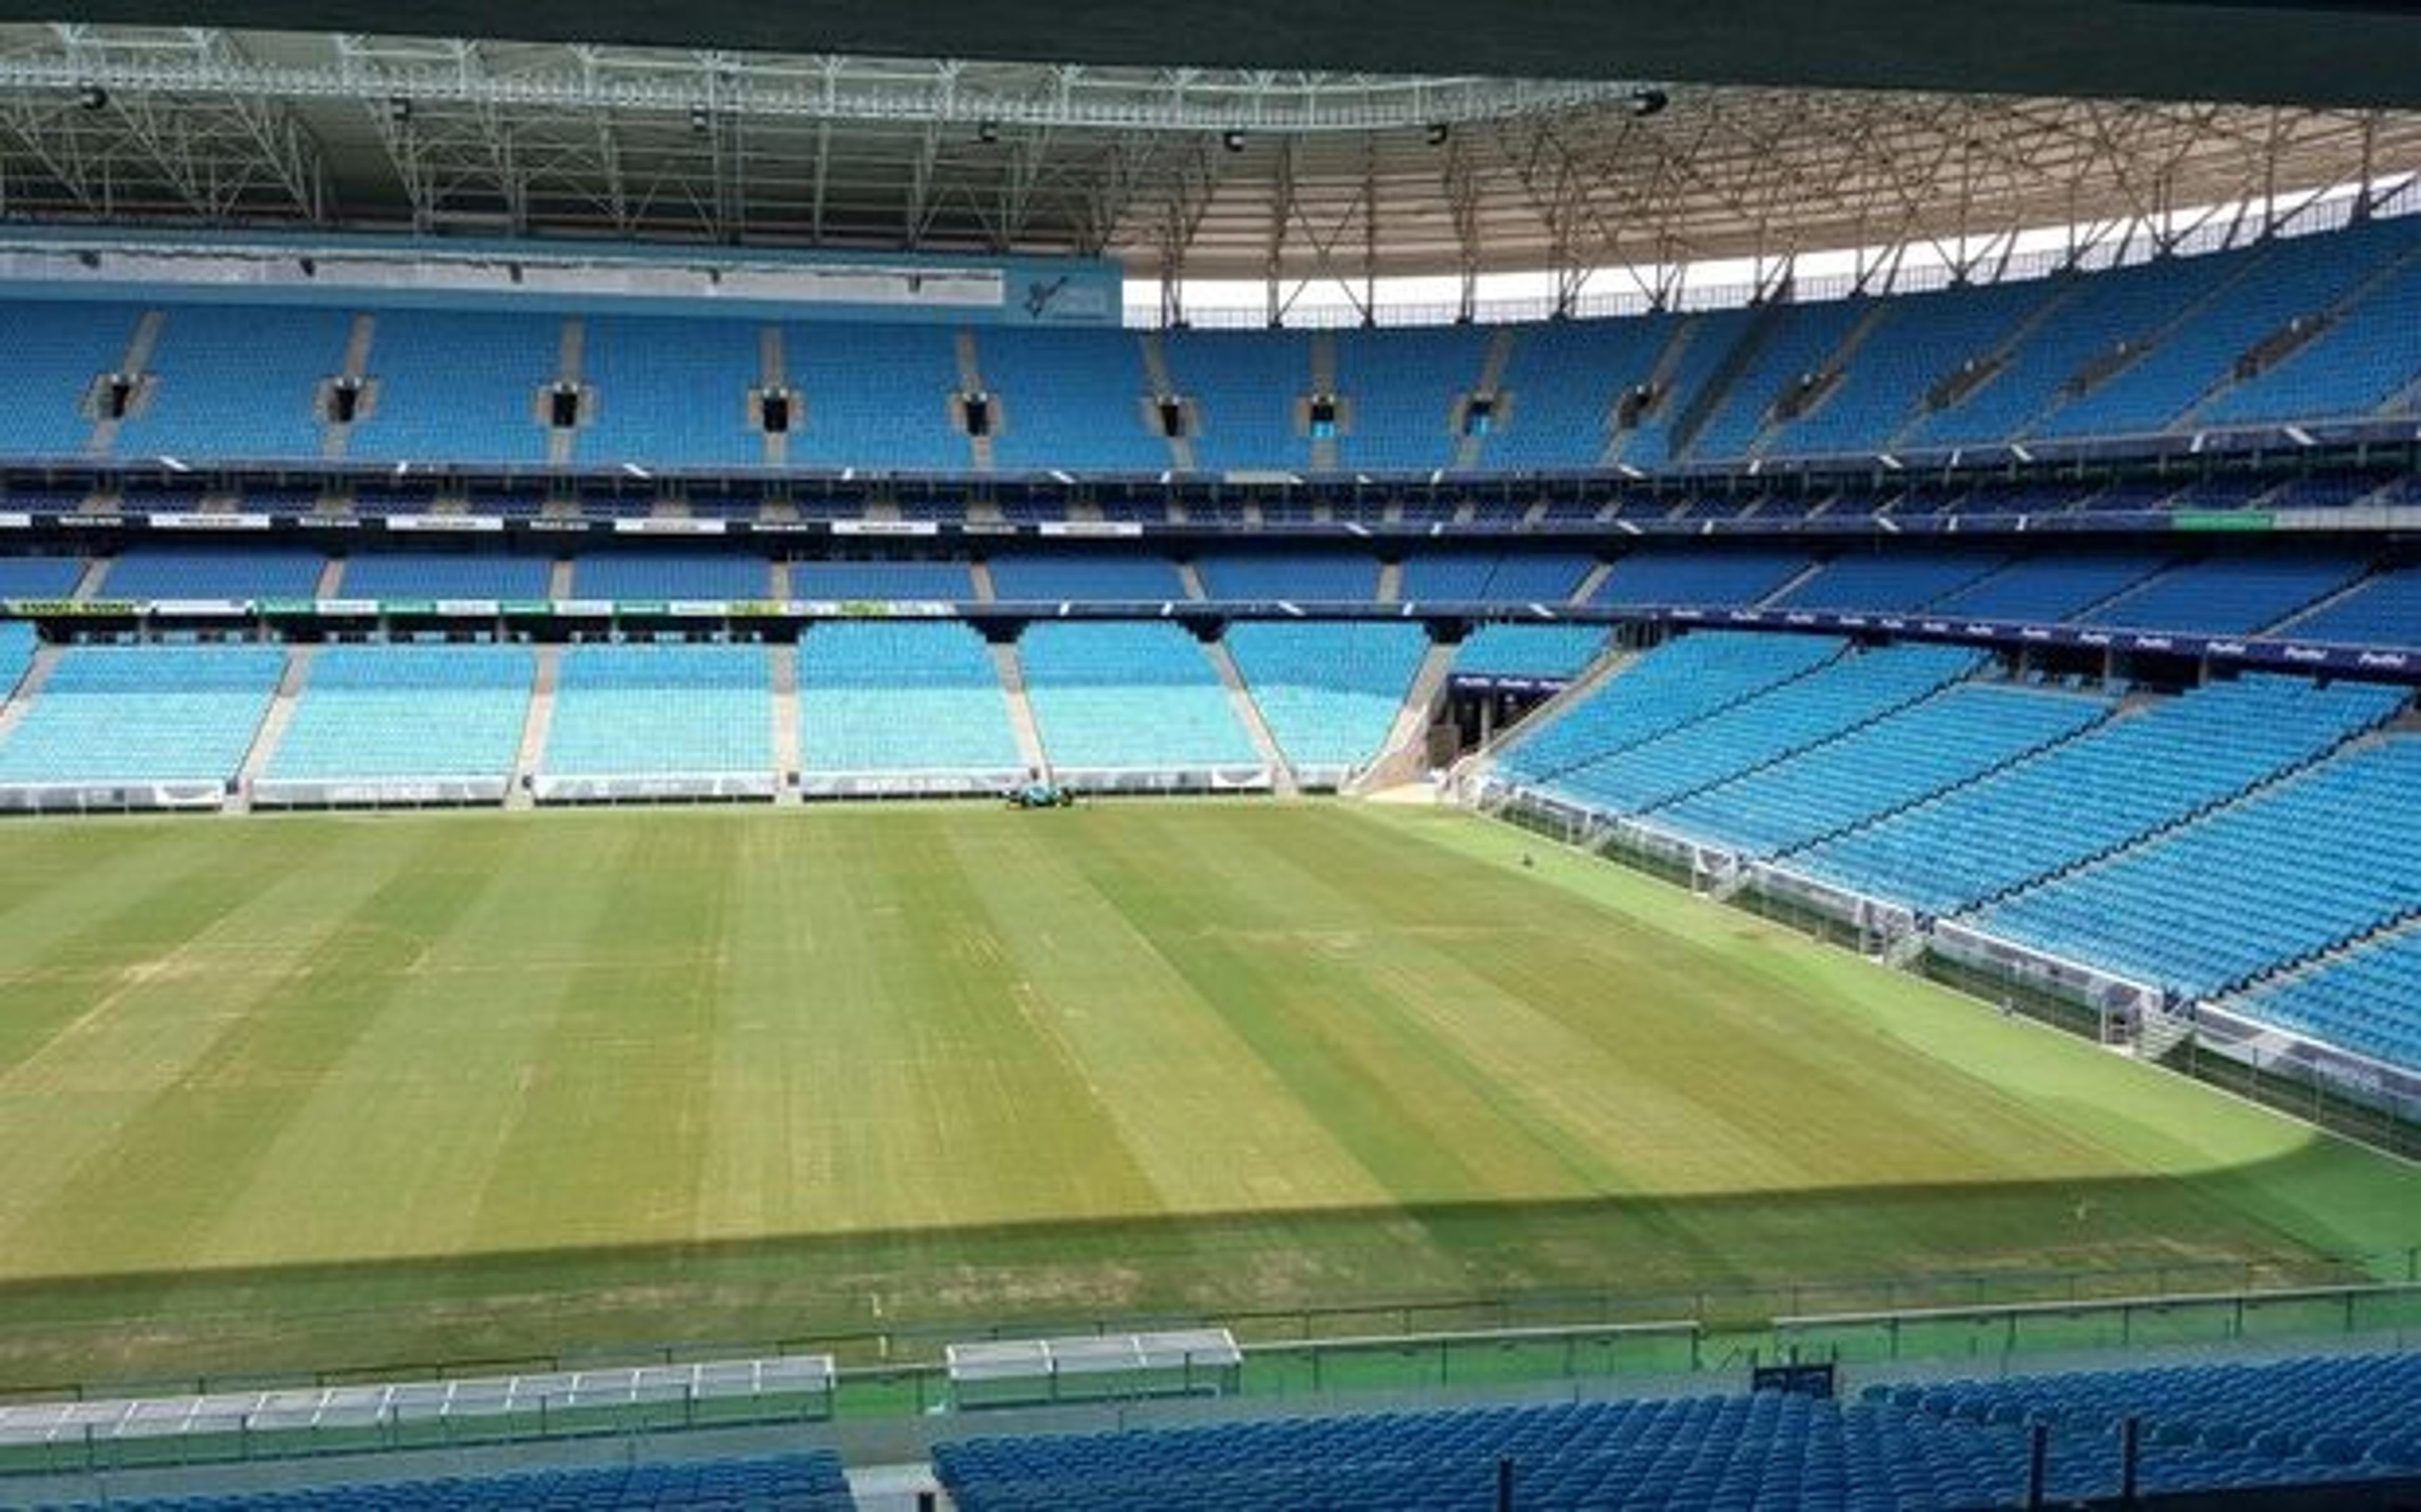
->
[530,773,779,804]
[830,520,939,537]
[2171,510,2275,532]
[257,597,322,616]
[3,598,137,617]
[0,780,226,812]
[726,599,791,618]
[613,601,673,617]
[799,769,1023,799]
[612,517,728,536]
[57,514,125,528]
[149,512,273,530]
[0,512,30,529]
[1052,765,1275,795]
[552,599,614,616]
[1036,521,1146,539]
[501,600,556,617]
[1448,673,1572,695]
[148,598,250,616]
[663,600,732,617]
[383,515,506,533]
[252,776,511,809]
[432,599,502,617]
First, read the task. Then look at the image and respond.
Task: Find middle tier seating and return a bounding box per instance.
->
[1450,623,1610,681]
[98,546,327,601]
[568,551,775,601]
[987,551,1188,602]
[1192,551,1381,603]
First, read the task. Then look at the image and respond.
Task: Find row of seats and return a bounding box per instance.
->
[1501,631,1845,784]
[68,1450,855,1511]
[4,216,2412,472]
[1970,736,2421,998]
[937,1351,2421,1511]
[1224,621,1431,771]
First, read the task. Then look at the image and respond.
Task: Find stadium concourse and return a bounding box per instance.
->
[6,5,2421,1510]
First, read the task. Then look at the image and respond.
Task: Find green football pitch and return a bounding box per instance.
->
[0,800,2413,1389]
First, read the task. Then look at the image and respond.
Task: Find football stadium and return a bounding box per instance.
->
[0,0,2418,1505]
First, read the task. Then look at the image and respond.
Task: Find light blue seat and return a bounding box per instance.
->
[1020,621,1258,771]
[1226,621,1431,773]
[267,646,533,781]
[1451,623,1609,681]
[543,644,774,776]
[0,644,284,784]
[796,621,1021,775]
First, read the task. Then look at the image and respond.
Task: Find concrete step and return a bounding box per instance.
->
[990,641,1050,779]
[770,643,802,805]
[1346,638,1455,795]
[1202,637,1298,795]
[233,643,316,809]
[508,645,559,811]
[0,644,64,744]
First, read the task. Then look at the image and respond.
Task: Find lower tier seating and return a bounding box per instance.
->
[267,645,535,782]
[1653,682,2111,858]
[1020,621,1260,771]
[541,643,775,776]
[69,1450,856,1510]
[2237,926,2421,1069]
[1542,642,1982,815]
[1971,736,2421,998]
[938,1351,2421,1512]
[1224,621,1429,772]
[1500,632,1843,785]
[796,621,1023,775]
[0,643,284,785]
[1450,623,1609,681]
[1792,673,2405,915]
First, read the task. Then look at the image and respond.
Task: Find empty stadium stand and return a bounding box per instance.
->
[1018,621,1260,775]
[1500,631,1843,784]
[0,643,284,788]
[568,551,774,601]
[1589,548,1813,609]
[987,551,1187,601]
[1450,623,1610,681]
[98,546,327,600]
[2081,555,2362,635]
[1396,550,1593,604]
[1791,673,2405,915]
[541,643,775,783]
[2240,926,2421,1069]
[938,1351,2421,1511]
[0,555,87,599]
[788,558,975,601]
[1192,551,1381,603]
[1224,621,1430,774]
[796,620,1024,780]
[265,645,534,786]
[59,1451,857,1511]
[335,553,555,601]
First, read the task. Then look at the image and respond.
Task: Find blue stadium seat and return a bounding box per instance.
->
[797,621,1022,775]
[1019,621,1258,771]
[1226,621,1431,772]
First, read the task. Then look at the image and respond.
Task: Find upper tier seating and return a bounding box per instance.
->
[1794,673,2405,915]
[1192,552,1380,603]
[0,301,144,457]
[115,305,348,461]
[1926,552,2169,622]
[335,553,554,601]
[0,555,87,598]
[71,1451,856,1511]
[1018,621,1259,771]
[0,644,284,785]
[788,558,975,601]
[1224,621,1430,771]
[1543,643,1982,815]
[782,321,968,471]
[1904,254,2244,448]
[2081,556,2360,635]
[979,328,1168,471]
[542,644,775,776]
[1970,736,2421,998]
[1589,547,1812,608]
[1623,308,1752,467]
[2200,243,2421,425]
[1654,682,2111,858]
[568,551,774,600]
[1770,280,2050,458]
[1396,551,1592,604]
[1483,314,1677,471]
[349,310,560,465]
[267,645,533,782]
[987,551,1187,601]
[796,621,1022,775]
[2286,565,2421,647]
[939,1352,2421,1512]
[578,316,763,468]
[98,547,327,600]
[1162,329,1311,471]
[2037,219,2421,439]
[1451,623,1609,680]
[2239,926,2421,1070]
[1501,631,1843,784]
[1332,325,1489,471]
[1774,551,2007,613]
[1685,299,1866,460]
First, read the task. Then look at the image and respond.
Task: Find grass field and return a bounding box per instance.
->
[0,800,2414,1389]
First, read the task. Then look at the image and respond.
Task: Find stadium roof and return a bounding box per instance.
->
[0,25,2416,300]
